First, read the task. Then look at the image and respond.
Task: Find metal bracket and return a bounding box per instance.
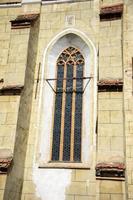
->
[45,77,93,94]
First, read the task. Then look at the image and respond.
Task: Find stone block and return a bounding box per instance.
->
[0,9,8,16]
[98,124,123,136]
[100,21,111,28]
[0,113,6,125]
[66,195,75,200]
[75,170,89,181]
[110,92,123,99]
[7,7,21,16]
[100,194,110,200]
[0,33,10,41]
[110,56,122,67]
[100,181,123,194]
[75,196,91,200]
[128,184,133,194]
[110,136,123,151]
[98,136,111,150]
[22,181,36,193]
[98,99,122,111]
[0,125,16,137]
[0,175,7,189]
[98,93,110,99]
[0,190,4,200]
[99,66,122,79]
[111,194,124,200]
[87,182,96,195]
[6,113,18,125]
[98,111,110,123]
[66,182,87,195]
[24,194,40,200]
[110,111,123,123]
[24,167,32,181]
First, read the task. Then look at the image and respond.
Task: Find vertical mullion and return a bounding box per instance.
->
[70,63,76,161]
[59,63,67,161]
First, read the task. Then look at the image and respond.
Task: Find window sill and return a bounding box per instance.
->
[39,162,90,169]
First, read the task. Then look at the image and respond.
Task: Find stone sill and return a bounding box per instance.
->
[39,162,90,169]
[96,177,125,181]
[42,0,92,5]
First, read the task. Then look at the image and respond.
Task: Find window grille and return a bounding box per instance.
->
[51,47,84,162]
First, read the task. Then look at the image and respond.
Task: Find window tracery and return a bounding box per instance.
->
[52,47,84,162]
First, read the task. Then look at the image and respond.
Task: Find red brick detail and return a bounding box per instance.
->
[96,162,125,170]
[0,149,13,174]
[96,162,125,178]
[100,4,123,21]
[100,4,123,15]
[10,14,39,29]
[98,79,123,86]
[98,79,123,92]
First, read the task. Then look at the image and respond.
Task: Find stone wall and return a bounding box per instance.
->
[1,9,40,200]
[0,0,133,200]
[21,1,99,200]
[124,1,133,200]
[97,3,126,198]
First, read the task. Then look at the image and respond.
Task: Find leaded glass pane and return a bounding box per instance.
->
[52,47,84,162]
[52,65,64,161]
[63,62,73,161]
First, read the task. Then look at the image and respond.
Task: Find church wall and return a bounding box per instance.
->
[123,1,133,200]
[0,0,133,200]
[0,5,30,200]
[97,1,126,199]
[3,15,40,200]
[0,2,40,199]
[21,1,99,200]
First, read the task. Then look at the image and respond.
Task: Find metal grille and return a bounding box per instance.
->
[52,47,84,162]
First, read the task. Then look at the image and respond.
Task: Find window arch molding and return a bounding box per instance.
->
[38,30,97,168]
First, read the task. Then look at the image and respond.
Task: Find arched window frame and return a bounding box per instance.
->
[38,32,97,169]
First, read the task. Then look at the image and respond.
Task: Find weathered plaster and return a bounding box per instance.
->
[33,165,72,200]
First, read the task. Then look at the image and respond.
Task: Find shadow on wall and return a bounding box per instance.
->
[3,18,40,200]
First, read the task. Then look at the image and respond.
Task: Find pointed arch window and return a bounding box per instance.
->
[51,47,84,162]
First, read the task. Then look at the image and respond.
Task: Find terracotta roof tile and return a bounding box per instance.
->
[100,4,123,15]
[98,79,123,86]
[0,149,13,173]
[10,14,39,29]
[96,162,125,170]
[13,14,39,22]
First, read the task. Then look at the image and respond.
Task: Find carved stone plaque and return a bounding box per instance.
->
[65,15,75,27]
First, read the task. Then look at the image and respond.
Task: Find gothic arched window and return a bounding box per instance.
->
[52,47,84,162]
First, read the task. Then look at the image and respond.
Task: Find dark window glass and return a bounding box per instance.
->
[63,62,73,161]
[51,47,84,162]
[52,64,64,161]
